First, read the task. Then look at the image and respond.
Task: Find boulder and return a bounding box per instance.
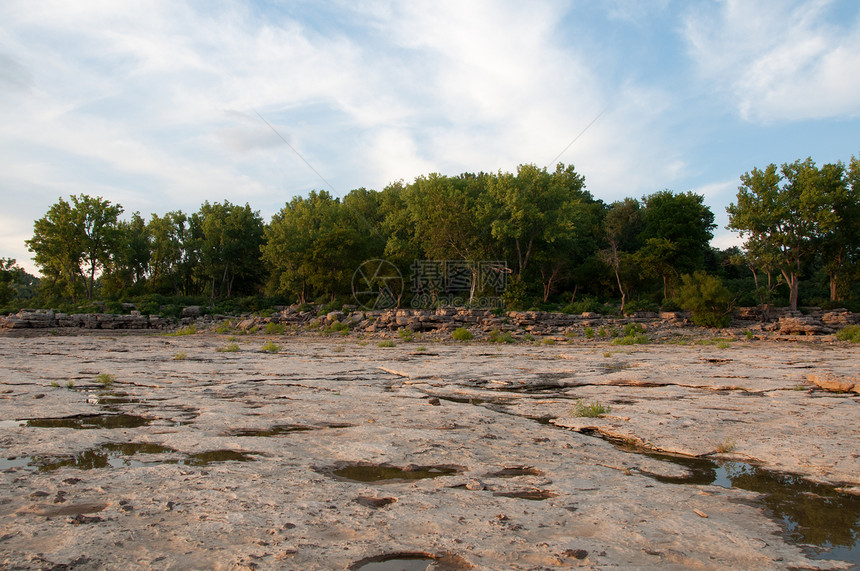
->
[807,372,860,394]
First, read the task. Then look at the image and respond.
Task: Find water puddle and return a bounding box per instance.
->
[487,466,543,478]
[493,489,557,501]
[230,422,352,437]
[611,443,860,565]
[2,445,259,472]
[349,552,472,571]
[328,463,461,483]
[24,414,151,429]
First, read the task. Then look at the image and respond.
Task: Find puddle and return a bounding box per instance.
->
[183,450,257,466]
[231,425,314,437]
[329,463,460,483]
[493,489,557,501]
[10,443,177,472]
[350,553,436,571]
[230,423,351,437]
[615,447,860,566]
[25,414,151,429]
[487,466,543,478]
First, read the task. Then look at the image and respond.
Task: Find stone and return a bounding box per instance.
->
[807,372,860,394]
[181,305,201,318]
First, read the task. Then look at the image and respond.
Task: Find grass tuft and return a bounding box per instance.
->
[571,399,610,418]
[96,373,115,386]
[261,341,282,353]
[452,327,473,341]
[836,325,860,342]
[216,342,240,353]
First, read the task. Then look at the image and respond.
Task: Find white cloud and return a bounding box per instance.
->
[684,0,860,122]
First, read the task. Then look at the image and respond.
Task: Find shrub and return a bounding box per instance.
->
[377,340,396,347]
[571,399,610,418]
[261,341,281,353]
[452,327,473,341]
[265,322,285,335]
[173,352,187,360]
[166,324,197,336]
[611,333,649,345]
[584,327,595,339]
[488,329,515,343]
[836,325,860,342]
[216,343,240,353]
[397,328,414,342]
[542,338,556,345]
[623,323,646,336]
[215,321,234,334]
[677,271,733,328]
[96,373,115,386]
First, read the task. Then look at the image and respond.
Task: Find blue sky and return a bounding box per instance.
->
[2,0,859,275]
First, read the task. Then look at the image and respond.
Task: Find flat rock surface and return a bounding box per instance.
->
[0,333,858,570]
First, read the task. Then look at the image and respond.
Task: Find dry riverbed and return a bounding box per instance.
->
[0,332,858,570]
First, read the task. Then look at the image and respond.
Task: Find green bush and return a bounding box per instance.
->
[377,340,396,347]
[561,296,603,315]
[678,271,733,328]
[452,327,473,341]
[584,327,595,339]
[265,322,285,335]
[571,399,610,418]
[487,329,515,343]
[836,325,860,342]
[261,341,281,353]
[397,328,414,342]
[611,333,649,345]
[216,342,240,353]
[623,323,646,336]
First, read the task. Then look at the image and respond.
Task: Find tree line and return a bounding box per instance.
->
[2,156,858,317]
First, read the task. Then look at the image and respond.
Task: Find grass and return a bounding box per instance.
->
[265,322,285,335]
[216,342,240,353]
[51,381,59,388]
[743,329,754,340]
[66,380,74,389]
[488,328,515,343]
[378,340,396,347]
[542,338,556,345]
[324,321,350,336]
[584,327,595,339]
[415,345,427,352]
[215,321,234,334]
[398,328,414,342]
[96,373,115,386]
[452,327,473,341]
[165,324,197,336]
[571,399,610,418]
[261,341,282,353]
[836,325,860,342]
[715,438,736,453]
[173,351,187,360]
[611,333,649,346]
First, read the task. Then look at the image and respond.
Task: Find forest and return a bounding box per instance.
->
[2,155,859,324]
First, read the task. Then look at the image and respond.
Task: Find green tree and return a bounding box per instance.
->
[102,212,150,296]
[600,198,644,313]
[819,154,860,301]
[727,159,839,310]
[27,194,122,301]
[678,271,734,328]
[197,201,265,299]
[0,258,22,305]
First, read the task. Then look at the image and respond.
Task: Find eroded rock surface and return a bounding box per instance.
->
[0,333,857,569]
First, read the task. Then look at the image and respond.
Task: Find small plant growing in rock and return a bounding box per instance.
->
[66,380,74,388]
[624,323,646,336]
[715,439,736,453]
[598,327,608,338]
[173,352,187,360]
[96,373,115,386]
[542,338,556,345]
[488,329,515,343]
[571,399,610,418]
[836,325,860,342]
[584,327,595,339]
[50,381,60,388]
[216,342,240,353]
[215,321,234,334]
[611,333,649,346]
[743,329,754,340]
[398,328,414,342]
[265,322,285,335]
[261,341,281,353]
[452,327,473,341]
[522,333,535,342]
[415,346,427,352]
[167,324,197,336]
[378,340,396,347]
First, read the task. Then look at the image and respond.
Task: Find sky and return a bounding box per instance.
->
[2,0,859,275]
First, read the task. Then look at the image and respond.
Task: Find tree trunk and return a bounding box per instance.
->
[781,269,800,311]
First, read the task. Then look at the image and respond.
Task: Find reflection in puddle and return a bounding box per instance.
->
[621,448,860,565]
[231,423,351,437]
[493,489,557,501]
[2,446,258,471]
[330,463,460,483]
[350,553,437,571]
[184,450,257,466]
[25,414,151,429]
[487,466,543,478]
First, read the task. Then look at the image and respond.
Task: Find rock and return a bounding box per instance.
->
[807,372,860,394]
[181,306,202,318]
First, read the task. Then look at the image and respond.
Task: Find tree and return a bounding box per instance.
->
[677,271,734,328]
[0,258,22,306]
[727,159,839,310]
[819,154,860,301]
[600,198,644,313]
[640,190,715,293]
[197,201,265,299]
[102,212,150,296]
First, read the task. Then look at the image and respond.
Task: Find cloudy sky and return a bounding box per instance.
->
[2,0,859,274]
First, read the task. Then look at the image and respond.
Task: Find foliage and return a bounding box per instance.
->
[173,352,187,360]
[397,328,414,342]
[452,327,473,341]
[836,325,860,342]
[377,340,396,347]
[261,341,282,353]
[264,322,285,335]
[216,342,240,352]
[678,271,733,328]
[487,329,515,343]
[166,324,198,336]
[611,333,649,345]
[95,373,115,386]
[571,399,610,418]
